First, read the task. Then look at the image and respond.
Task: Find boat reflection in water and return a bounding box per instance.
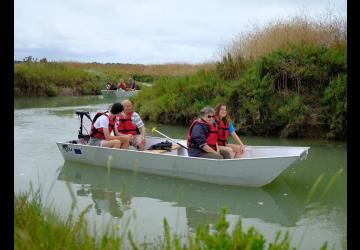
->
[58,160,304,230]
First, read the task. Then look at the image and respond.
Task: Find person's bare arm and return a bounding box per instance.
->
[114,126,133,139]
[140,126,146,139]
[201,144,218,154]
[231,132,244,145]
[103,128,129,141]
[231,132,245,152]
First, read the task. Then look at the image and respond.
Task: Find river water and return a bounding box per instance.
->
[14,96,347,249]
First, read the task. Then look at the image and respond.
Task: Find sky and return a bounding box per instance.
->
[14,0,346,64]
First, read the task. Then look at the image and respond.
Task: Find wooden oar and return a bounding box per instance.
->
[151,127,188,150]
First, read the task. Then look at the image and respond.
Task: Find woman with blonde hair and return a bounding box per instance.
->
[214,103,245,158]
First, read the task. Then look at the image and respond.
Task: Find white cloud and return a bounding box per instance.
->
[14,0,346,64]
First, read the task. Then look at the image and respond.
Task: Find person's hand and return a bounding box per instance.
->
[239,144,245,154]
[128,134,134,140]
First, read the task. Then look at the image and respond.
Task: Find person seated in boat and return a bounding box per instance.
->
[187,107,232,159]
[115,99,146,151]
[128,77,137,91]
[117,79,127,91]
[110,82,118,90]
[214,103,245,158]
[105,82,111,90]
[88,102,131,149]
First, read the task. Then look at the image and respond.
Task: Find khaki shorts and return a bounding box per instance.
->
[130,135,143,148]
[88,137,105,147]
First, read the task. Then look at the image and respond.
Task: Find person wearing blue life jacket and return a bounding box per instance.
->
[187,107,231,159]
[214,103,245,158]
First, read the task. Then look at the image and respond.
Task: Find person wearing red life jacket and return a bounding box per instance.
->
[187,107,231,159]
[214,103,245,158]
[117,79,127,91]
[115,99,146,150]
[88,102,131,149]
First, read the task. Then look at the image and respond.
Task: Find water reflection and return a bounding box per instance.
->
[58,161,304,228]
[77,186,130,218]
[15,95,135,110]
[14,95,111,109]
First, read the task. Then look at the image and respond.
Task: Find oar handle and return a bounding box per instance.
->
[152,127,188,150]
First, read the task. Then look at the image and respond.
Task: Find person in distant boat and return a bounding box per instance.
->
[117,79,127,91]
[128,77,137,90]
[106,82,111,90]
[110,82,118,90]
[88,102,131,149]
[187,107,231,159]
[214,103,245,158]
[115,99,146,150]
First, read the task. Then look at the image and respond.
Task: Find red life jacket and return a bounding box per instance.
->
[215,118,229,146]
[187,118,218,150]
[116,112,140,135]
[90,111,115,139]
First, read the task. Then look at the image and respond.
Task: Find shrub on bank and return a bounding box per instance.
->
[321,73,347,139]
[132,43,346,139]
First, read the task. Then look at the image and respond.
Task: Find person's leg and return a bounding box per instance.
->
[226,143,244,158]
[201,152,223,159]
[219,146,233,159]
[88,138,102,147]
[101,139,121,148]
[117,135,130,149]
[131,135,145,151]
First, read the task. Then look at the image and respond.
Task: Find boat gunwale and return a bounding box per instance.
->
[56,140,310,162]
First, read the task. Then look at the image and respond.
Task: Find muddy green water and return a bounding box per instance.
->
[14,96,347,249]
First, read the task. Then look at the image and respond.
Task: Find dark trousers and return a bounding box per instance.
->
[201,152,224,159]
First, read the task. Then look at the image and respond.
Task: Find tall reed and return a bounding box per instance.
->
[224,12,346,62]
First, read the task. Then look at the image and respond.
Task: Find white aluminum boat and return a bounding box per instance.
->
[101,89,140,98]
[56,136,309,187]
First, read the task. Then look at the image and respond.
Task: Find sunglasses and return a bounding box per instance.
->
[207,115,215,118]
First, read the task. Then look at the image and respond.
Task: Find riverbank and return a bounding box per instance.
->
[15,188,327,250]
[14,61,213,97]
[14,15,346,140]
[132,43,346,140]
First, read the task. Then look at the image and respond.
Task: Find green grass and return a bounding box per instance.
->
[14,187,330,250]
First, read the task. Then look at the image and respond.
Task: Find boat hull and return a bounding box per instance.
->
[56,138,309,187]
[101,90,140,98]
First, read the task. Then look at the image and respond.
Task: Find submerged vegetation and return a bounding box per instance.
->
[14,13,346,139]
[15,187,329,250]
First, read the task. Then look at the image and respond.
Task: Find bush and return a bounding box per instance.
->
[14,62,97,97]
[321,73,347,139]
[133,43,346,139]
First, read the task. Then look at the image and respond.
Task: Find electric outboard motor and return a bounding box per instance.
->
[75,110,92,139]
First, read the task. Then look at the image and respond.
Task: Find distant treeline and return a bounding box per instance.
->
[14,59,212,97]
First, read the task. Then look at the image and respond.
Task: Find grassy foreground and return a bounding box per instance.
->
[14,188,328,250]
